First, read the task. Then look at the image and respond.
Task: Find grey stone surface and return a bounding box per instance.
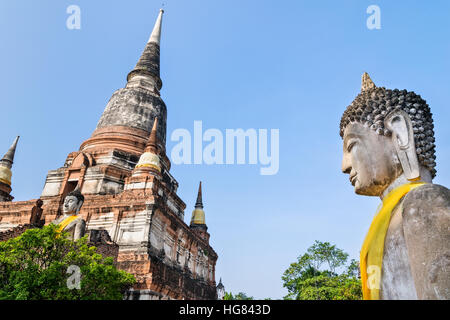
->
[127,42,161,89]
[95,87,167,145]
[381,184,450,299]
[401,184,450,299]
[380,199,418,300]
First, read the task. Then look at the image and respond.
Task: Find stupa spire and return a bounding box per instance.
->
[127,9,164,89]
[0,136,19,169]
[195,181,203,208]
[191,181,206,226]
[134,118,161,172]
[86,9,168,158]
[148,9,164,44]
[0,136,20,201]
[146,117,159,152]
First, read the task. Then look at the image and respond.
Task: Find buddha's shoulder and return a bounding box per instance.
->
[51,218,62,225]
[71,216,85,224]
[402,183,450,218]
[53,215,85,224]
[404,183,450,205]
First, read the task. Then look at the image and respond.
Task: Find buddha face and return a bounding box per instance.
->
[63,195,81,215]
[342,122,402,196]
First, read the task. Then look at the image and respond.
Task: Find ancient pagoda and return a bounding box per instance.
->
[0,9,217,300]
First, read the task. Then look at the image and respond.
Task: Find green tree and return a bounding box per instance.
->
[0,224,135,300]
[223,291,254,300]
[223,291,234,300]
[345,259,360,278]
[282,241,362,300]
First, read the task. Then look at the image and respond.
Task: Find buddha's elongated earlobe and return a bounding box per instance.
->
[75,200,84,215]
[384,110,420,181]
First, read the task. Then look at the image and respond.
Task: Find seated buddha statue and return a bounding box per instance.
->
[52,188,86,241]
[340,73,449,300]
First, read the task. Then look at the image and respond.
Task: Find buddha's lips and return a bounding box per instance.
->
[350,174,357,186]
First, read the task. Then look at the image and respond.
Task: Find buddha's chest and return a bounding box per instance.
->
[53,216,78,237]
[380,204,417,299]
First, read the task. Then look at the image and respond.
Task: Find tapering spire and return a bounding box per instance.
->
[147,117,159,152]
[361,72,376,92]
[191,181,206,226]
[0,136,19,169]
[127,9,164,89]
[148,9,164,45]
[89,9,168,157]
[0,136,19,193]
[134,118,161,172]
[195,181,203,208]
[217,278,224,289]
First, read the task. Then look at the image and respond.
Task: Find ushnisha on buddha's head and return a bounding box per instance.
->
[340,73,436,197]
[62,188,85,215]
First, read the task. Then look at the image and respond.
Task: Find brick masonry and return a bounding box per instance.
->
[0,10,218,300]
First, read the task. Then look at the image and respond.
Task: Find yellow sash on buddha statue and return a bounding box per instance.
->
[57,215,79,233]
[360,181,426,300]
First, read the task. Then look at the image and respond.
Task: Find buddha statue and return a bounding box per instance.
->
[52,188,86,240]
[30,199,45,227]
[340,73,450,300]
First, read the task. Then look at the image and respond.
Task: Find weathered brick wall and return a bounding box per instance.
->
[88,229,119,264]
[0,224,34,242]
[144,253,216,299]
[0,200,37,230]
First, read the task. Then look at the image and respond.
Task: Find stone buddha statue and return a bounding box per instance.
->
[340,73,449,300]
[30,199,44,227]
[52,188,86,240]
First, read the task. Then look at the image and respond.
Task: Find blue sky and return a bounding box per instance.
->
[0,1,449,299]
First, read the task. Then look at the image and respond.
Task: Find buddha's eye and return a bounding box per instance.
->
[347,141,356,152]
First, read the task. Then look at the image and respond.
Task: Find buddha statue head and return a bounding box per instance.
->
[36,199,43,208]
[340,73,436,196]
[62,188,85,215]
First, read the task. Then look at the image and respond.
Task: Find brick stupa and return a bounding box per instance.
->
[0,9,218,300]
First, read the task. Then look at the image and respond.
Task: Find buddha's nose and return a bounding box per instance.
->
[342,153,351,174]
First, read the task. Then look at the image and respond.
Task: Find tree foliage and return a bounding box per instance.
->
[0,224,135,300]
[223,291,254,300]
[282,241,362,300]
